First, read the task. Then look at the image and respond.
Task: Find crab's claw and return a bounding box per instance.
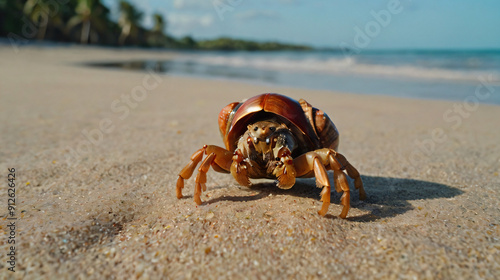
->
[271,147,296,189]
[230,149,251,186]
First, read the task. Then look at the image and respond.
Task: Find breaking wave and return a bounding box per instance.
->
[175,52,500,83]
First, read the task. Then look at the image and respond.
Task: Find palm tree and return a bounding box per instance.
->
[1,1,24,37]
[23,0,61,40]
[152,13,165,35]
[118,0,143,45]
[147,13,167,47]
[67,0,108,44]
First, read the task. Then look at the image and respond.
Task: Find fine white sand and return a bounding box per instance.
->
[0,46,499,279]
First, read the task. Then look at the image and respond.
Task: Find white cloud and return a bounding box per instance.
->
[168,13,215,35]
[277,0,303,4]
[173,0,213,10]
[235,10,280,21]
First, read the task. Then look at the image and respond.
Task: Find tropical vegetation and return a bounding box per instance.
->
[0,0,312,51]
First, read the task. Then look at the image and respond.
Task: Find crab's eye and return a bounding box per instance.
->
[253,126,259,131]
[269,127,276,132]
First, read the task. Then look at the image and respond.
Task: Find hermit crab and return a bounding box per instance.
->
[176,93,366,218]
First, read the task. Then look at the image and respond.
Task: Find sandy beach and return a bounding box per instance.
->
[0,46,499,279]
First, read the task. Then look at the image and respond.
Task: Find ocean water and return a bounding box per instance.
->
[93,49,500,105]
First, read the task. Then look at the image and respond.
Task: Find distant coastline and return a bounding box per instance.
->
[0,0,316,52]
[82,48,500,105]
[3,1,498,53]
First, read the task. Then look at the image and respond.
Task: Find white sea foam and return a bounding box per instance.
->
[176,53,500,83]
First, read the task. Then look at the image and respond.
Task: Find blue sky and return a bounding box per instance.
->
[102,0,500,50]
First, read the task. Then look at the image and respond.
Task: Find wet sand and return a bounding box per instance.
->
[0,46,499,279]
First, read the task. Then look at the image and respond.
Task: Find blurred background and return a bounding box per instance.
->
[1,0,499,103]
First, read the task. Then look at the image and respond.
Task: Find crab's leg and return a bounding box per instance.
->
[316,148,365,217]
[194,153,216,205]
[314,148,365,199]
[177,146,206,199]
[294,152,332,216]
[295,149,360,218]
[334,152,366,201]
[327,152,351,219]
[177,145,232,202]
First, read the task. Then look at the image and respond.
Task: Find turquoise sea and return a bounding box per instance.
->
[95,49,500,105]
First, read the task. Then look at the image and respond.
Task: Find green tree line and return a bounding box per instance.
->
[0,0,312,51]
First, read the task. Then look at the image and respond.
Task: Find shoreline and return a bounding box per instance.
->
[4,42,500,105]
[82,47,500,106]
[1,45,499,279]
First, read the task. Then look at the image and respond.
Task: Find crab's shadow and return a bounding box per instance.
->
[206,175,463,222]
